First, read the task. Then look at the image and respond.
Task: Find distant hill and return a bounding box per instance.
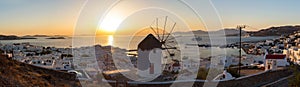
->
[248,25,300,36]
[192,30,207,35]
[213,28,247,35]
[0,35,21,40]
[0,35,37,40]
[0,54,81,87]
[24,35,50,37]
[173,30,206,35]
[175,29,246,36]
[46,37,66,39]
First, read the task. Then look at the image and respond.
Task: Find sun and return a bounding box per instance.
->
[99,13,123,34]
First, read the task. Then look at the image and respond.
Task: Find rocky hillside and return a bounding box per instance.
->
[0,54,81,87]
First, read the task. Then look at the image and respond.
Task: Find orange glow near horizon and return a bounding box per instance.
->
[97,29,115,35]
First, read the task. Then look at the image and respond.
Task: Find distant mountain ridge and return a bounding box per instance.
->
[175,25,300,36]
[0,35,69,40]
[175,28,246,36]
[24,35,50,37]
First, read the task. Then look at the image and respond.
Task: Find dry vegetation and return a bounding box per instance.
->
[0,54,81,87]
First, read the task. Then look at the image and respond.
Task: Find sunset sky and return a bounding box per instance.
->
[0,0,300,36]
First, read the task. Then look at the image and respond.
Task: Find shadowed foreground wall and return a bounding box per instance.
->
[108,69,292,87]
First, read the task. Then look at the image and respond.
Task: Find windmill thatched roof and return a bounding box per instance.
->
[138,34,162,51]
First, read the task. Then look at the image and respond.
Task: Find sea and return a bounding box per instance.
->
[0,35,278,49]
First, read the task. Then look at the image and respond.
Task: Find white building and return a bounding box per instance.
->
[210,56,238,68]
[284,47,300,64]
[182,59,199,69]
[265,54,289,71]
[54,60,72,70]
[12,50,24,61]
[265,40,274,45]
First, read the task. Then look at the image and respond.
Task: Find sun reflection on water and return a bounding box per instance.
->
[107,35,114,46]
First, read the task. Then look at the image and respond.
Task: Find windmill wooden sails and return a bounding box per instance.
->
[132,16,178,77]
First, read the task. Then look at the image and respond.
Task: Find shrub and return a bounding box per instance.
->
[289,65,300,87]
[227,67,240,77]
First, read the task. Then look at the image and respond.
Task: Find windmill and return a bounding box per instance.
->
[128,16,179,77]
[128,16,179,59]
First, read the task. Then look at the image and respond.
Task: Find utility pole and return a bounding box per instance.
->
[237,25,247,77]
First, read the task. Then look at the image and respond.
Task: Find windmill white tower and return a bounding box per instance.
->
[129,16,179,78]
[137,34,163,77]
